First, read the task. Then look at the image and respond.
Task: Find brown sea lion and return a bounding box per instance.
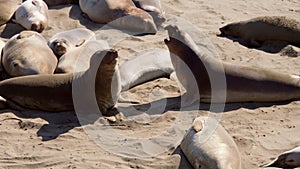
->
[0,0,22,26]
[164,25,300,103]
[2,31,57,77]
[0,49,121,113]
[181,116,241,169]
[219,16,300,47]
[79,0,157,34]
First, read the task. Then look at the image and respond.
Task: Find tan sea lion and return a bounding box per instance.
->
[0,49,121,113]
[0,38,5,51]
[119,49,174,91]
[262,146,300,168]
[181,117,241,169]
[13,0,48,33]
[132,0,166,26]
[55,40,109,73]
[0,39,6,79]
[48,28,96,57]
[164,25,300,103]
[79,0,157,34]
[0,0,22,26]
[43,0,78,7]
[219,16,300,47]
[2,31,57,77]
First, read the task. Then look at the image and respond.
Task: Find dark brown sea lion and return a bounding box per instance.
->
[165,24,300,103]
[219,16,300,47]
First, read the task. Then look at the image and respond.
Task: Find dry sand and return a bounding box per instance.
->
[0,0,300,168]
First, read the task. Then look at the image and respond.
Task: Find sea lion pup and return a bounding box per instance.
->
[219,16,300,47]
[0,49,121,112]
[181,117,241,169]
[55,40,109,73]
[132,0,166,27]
[119,49,174,91]
[2,31,57,77]
[48,28,96,57]
[262,146,300,168]
[0,0,22,26]
[79,0,157,34]
[43,0,78,7]
[164,25,300,103]
[13,0,48,33]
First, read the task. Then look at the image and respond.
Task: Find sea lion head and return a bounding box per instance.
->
[6,58,40,76]
[219,23,242,38]
[91,49,121,114]
[264,153,299,168]
[164,24,194,63]
[31,21,46,33]
[15,0,48,33]
[50,39,69,57]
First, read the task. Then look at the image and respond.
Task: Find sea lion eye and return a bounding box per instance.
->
[13,62,19,67]
[31,0,37,6]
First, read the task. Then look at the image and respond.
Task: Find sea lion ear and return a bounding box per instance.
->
[192,118,203,132]
[76,39,86,47]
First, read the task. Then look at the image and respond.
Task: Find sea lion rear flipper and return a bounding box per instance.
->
[192,118,203,132]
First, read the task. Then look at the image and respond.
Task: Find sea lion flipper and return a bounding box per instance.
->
[247,39,262,47]
[192,118,203,132]
[12,19,17,24]
[0,96,8,109]
[75,39,86,47]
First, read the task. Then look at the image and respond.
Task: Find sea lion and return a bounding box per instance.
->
[0,38,5,51]
[181,116,241,169]
[0,39,6,79]
[119,49,174,91]
[48,28,96,57]
[262,146,300,168]
[43,0,78,7]
[0,0,22,26]
[13,0,48,33]
[219,16,300,47]
[55,40,109,73]
[132,0,166,26]
[164,25,300,103]
[0,49,121,113]
[79,0,157,34]
[2,31,57,77]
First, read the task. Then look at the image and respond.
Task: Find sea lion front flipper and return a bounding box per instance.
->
[0,97,28,111]
[247,39,262,47]
[0,96,8,109]
[75,39,86,47]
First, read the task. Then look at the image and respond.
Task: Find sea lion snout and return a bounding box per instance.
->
[31,22,45,33]
[101,50,119,64]
[219,25,230,36]
[52,39,68,56]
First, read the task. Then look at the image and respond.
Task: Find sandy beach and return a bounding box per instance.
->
[0,0,299,168]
